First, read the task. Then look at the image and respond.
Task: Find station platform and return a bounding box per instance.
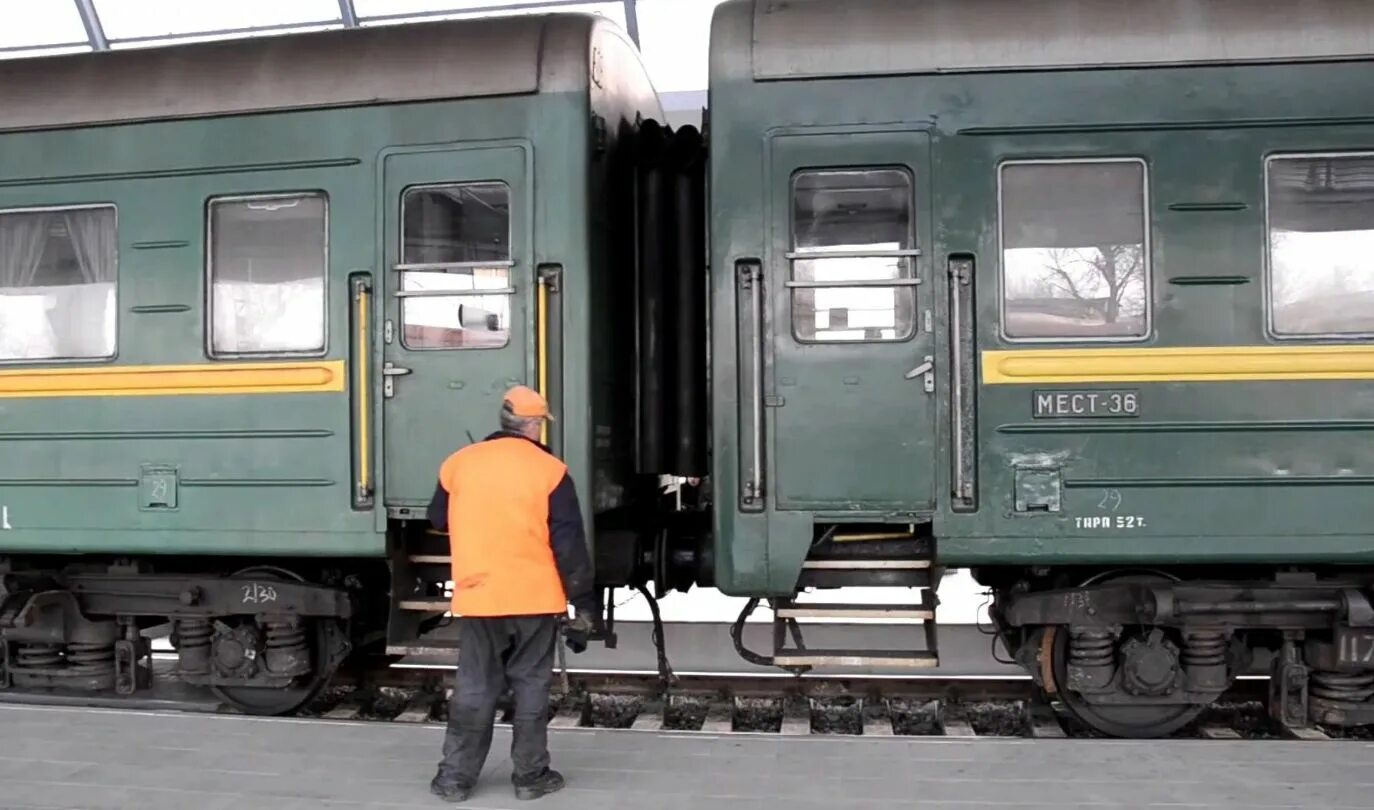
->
[1,703,1370,810]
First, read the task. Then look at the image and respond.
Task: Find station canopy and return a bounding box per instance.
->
[0,0,724,95]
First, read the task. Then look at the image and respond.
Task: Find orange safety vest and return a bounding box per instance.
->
[438,436,570,617]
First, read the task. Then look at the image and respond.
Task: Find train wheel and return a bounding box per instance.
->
[1047,626,1204,738]
[210,566,342,716]
[1045,570,1205,739]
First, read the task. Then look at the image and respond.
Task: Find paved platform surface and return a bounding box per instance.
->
[1,704,1371,810]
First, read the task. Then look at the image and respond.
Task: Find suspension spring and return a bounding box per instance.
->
[263,618,311,677]
[66,642,116,675]
[1311,671,1374,703]
[175,618,212,676]
[1182,631,1227,668]
[176,619,212,651]
[1069,630,1114,668]
[15,643,64,670]
[264,619,307,652]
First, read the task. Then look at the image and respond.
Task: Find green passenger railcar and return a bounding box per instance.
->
[705,0,1374,735]
[0,14,663,713]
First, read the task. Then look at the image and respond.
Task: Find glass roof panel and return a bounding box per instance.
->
[0,1,711,94]
[354,0,532,15]
[0,1,88,50]
[92,0,342,41]
[638,0,724,92]
[357,0,625,28]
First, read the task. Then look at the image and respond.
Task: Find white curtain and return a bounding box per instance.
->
[0,212,49,288]
[0,213,53,359]
[62,209,118,357]
[213,278,325,354]
[64,209,117,283]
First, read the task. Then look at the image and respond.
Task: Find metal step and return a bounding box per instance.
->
[408,555,451,565]
[386,642,459,656]
[399,598,451,612]
[796,556,935,588]
[774,603,935,620]
[771,650,939,669]
[800,559,931,570]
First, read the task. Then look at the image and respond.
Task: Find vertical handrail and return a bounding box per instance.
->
[737,258,765,511]
[536,264,564,453]
[948,255,977,510]
[537,270,550,446]
[352,275,374,507]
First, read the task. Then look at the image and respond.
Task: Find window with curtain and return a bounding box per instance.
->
[208,193,328,356]
[0,206,117,362]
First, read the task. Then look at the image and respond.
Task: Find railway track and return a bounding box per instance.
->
[309,666,1371,742]
[0,658,1368,742]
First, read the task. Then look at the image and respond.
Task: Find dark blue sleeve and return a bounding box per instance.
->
[548,472,595,612]
[427,478,449,531]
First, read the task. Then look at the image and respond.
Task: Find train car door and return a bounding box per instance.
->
[380,145,530,508]
[766,130,936,513]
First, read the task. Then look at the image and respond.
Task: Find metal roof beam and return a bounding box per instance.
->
[337,0,360,28]
[72,0,109,51]
[623,0,640,46]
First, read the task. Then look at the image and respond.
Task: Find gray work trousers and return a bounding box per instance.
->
[436,615,559,785]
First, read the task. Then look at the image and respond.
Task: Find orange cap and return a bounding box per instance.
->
[504,385,554,421]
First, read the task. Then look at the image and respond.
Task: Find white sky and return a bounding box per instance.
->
[0,0,725,93]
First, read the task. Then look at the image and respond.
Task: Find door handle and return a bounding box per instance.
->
[906,355,935,393]
[381,363,411,399]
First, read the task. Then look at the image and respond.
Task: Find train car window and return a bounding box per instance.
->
[1267,154,1374,337]
[0,205,117,362]
[1000,160,1149,341]
[789,168,916,342]
[207,193,327,356]
[399,182,511,350]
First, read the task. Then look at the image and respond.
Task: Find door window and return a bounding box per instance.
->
[399,182,512,350]
[789,168,918,342]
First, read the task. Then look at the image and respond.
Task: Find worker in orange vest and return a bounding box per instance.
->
[427,385,595,803]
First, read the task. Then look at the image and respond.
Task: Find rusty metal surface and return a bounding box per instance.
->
[740,0,1374,81]
[0,14,597,133]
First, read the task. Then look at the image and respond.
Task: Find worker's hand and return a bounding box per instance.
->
[563,608,594,654]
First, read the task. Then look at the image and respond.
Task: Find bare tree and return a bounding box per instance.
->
[1038,244,1144,324]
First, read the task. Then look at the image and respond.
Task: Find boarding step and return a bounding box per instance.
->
[800,559,930,570]
[797,556,935,589]
[771,650,939,669]
[399,598,451,612]
[769,585,940,671]
[774,602,935,621]
[408,555,451,565]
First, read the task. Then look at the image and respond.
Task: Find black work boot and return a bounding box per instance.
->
[430,775,474,803]
[512,768,565,800]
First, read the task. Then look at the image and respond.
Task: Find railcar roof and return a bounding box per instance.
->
[0,14,598,133]
[727,0,1374,81]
